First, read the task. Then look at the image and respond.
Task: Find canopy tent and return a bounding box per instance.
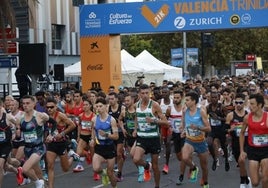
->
[135,50,183,82]
[64,49,181,87]
[121,49,164,86]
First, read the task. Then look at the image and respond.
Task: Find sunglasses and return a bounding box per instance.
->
[235,101,244,105]
[46,106,55,109]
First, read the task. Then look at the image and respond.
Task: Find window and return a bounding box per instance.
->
[51,24,64,50]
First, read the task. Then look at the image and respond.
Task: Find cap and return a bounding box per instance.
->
[249,81,256,85]
[221,82,227,87]
[118,85,124,90]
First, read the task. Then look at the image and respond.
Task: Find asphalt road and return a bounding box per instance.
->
[3,148,261,188]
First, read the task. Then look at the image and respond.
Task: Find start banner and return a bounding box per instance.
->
[80,0,268,36]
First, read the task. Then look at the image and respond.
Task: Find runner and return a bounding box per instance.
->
[181,91,211,188]
[225,93,252,187]
[16,95,50,188]
[0,99,22,188]
[108,92,125,181]
[240,93,268,187]
[132,84,169,188]
[73,99,100,180]
[45,97,79,188]
[206,92,229,171]
[159,86,173,174]
[90,97,118,188]
[165,90,187,185]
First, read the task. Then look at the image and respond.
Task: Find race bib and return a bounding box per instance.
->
[0,132,6,142]
[252,134,268,146]
[210,119,221,126]
[173,120,181,132]
[24,131,37,143]
[81,121,92,130]
[186,127,201,137]
[98,130,110,140]
[126,120,135,130]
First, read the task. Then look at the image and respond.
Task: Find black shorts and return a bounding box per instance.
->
[80,134,91,143]
[47,141,68,156]
[12,140,25,149]
[114,132,124,145]
[0,142,12,160]
[125,136,136,148]
[232,136,248,163]
[208,127,226,143]
[94,144,116,159]
[247,145,268,162]
[172,132,185,153]
[136,136,161,155]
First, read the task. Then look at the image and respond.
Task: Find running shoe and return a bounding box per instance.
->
[225,161,230,171]
[68,149,80,161]
[71,139,78,151]
[143,162,152,182]
[102,168,109,186]
[176,174,184,185]
[241,177,253,188]
[35,179,45,188]
[137,166,144,182]
[189,166,199,183]
[212,159,217,171]
[116,172,123,182]
[42,171,48,181]
[203,184,209,188]
[162,164,169,174]
[20,178,31,186]
[16,167,24,185]
[93,172,100,181]
[218,147,224,156]
[73,164,84,172]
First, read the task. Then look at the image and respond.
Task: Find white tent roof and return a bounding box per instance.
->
[135,50,183,81]
[65,61,81,76]
[121,49,143,74]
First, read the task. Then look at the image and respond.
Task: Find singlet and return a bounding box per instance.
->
[20,111,44,146]
[0,113,12,143]
[95,115,113,145]
[108,104,122,132]
[230,111,248,138]
[80,112,94,133]
[169,105,183,134]
[248,112,268,147]
[13,110,24,142]
[73,102,84,116]
[46,111,66,142]
[207,103,224,127]
[184,108,205,142]
[124,109,136,136]
[160,98,173,115]
[136,100,159,138]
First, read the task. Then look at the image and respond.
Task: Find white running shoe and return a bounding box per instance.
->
[35,179,44,188]
[68,149,80,161]
[73,164,84,173]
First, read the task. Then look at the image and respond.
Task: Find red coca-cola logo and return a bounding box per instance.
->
[87,64,103,71]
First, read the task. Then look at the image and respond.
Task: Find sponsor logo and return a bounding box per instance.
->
[141,4,169,28]
[91,82,101,89]
[109,13,133,25]
[90,42,99,49]
[85,12,101,29]
[189,16,223,26]
[241,13,251,25]
[174,16,186,29]
[88,41,101,53]
[87,64,103,71]
[230,14,240,25]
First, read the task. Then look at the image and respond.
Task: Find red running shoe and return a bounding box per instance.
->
[93,172,100,181]
[16,167,24,185]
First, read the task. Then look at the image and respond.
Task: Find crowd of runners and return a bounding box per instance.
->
[0,74,268,188]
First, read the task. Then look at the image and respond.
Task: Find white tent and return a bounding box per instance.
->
[135,50,183,82]
[65,50,165,87]
[121,49,164,86]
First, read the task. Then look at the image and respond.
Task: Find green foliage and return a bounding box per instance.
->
[121,28,268,73]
